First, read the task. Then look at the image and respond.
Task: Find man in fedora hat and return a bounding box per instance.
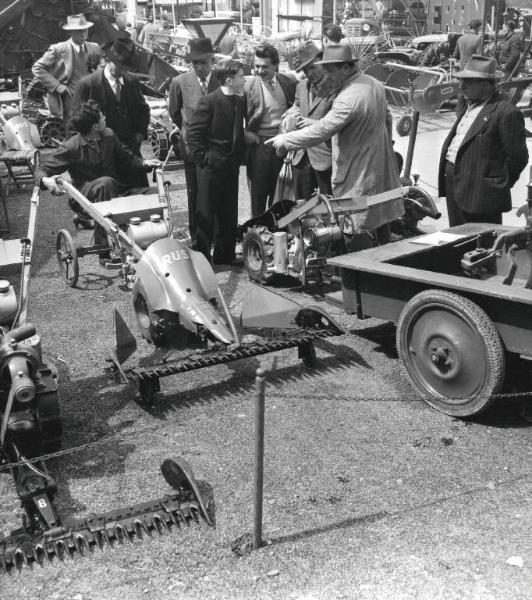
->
[439,55,528,227]
[285,41,334,199]
[244,44,297,217]
[267,44,402,241]
[72,33,150,186]
[32,14,101,122]
[169,38,220,245]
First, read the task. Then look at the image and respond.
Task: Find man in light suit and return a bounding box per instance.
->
[168,38,220,246]
[438,55,528,226]
[288,42,333,200]
[32,14,100,122]
[244,44,297,217]
[72,34,150,186]
[267,45,402,242]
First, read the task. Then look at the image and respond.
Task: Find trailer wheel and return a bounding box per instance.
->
[396,115,412,137]
[396,289,505,417]
[56,229,79,287]
[243,226,275,283]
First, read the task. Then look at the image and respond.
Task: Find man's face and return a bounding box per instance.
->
[228,68,245,95]
[303,61,326,85]
[192,58,213,78]
[460,78,492,103]
[70,29,88,45]
[254,56,276,81]
[322,63,346,88]
[106,60,122,78]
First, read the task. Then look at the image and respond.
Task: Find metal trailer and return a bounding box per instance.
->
[327,214,532,418]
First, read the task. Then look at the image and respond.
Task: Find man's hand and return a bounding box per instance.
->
[143,159,162,169]
[264,134,288,153]
[244,131,260,146]
[297,116,314,128]
[56,84,71,96]
[41,175,65,195]
[134,132,145,144]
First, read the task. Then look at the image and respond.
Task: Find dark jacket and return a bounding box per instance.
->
[243,73,297,133]
[453,32,482,68]
[188,88,245,169]
[168,70,220,161]
[35,127,147,190]
[72,69,150,150]
[438,92,528,214]
[498,31,523,74]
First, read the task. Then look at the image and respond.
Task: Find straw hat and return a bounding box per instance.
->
[63,14,93,30]
[454,54,504,79]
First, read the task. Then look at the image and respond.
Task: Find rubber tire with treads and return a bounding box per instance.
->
[149,125,169,160]
[396,289,505,417]
[396,114,412,137]
[56,229,79,287]
[243,226,275,283]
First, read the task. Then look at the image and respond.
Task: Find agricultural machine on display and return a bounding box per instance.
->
[55,169,343,404]
[0,186,214,572]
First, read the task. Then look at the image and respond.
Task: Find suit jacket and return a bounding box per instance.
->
[35,127,146,190]
[438,92,528,214]
[168,70,220,161]
[281,73,401,204]
[290,78,333,171]
[72,69,150,149]
[32,40,100,116]
[244,73,297,133]
[188,88,245,169]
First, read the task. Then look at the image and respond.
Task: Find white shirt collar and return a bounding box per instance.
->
[104,64,124,85]
[197,72,211,85]
[70,39,85,53]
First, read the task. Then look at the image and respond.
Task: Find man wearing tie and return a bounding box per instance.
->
[188,60,246,265]
[72,34,151,186]
[32,14,100,123]
[169,38,220,246]
[244,44,296,217]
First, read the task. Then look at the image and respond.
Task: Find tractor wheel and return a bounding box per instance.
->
[396,290,505,417]
[132,285,181,346]
[39,119,75,147]
[396,114,412,137]
[149,125,169,160]
[56,229,79,287]
[243,226,275,283]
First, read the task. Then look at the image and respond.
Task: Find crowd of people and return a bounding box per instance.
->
[31,12,529,266]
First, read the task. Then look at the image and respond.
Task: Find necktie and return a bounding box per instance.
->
[199,78,207,95]
[115,79,122,102]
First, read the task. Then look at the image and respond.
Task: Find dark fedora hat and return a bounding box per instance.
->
[101,33,150,77]
[454,54,504,79]
[316,44,358,65]
[295,42,323,72]
[185,37,215,61]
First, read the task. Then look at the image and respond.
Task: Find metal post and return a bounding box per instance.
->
[403,88,420,181]
[253,368,265,550]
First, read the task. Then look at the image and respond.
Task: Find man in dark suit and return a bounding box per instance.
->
[188,60,246,265]
[288,42,333,200]
[244,44,296,217]
[168,38,220,246]
[438,55,528,227]
[72,34,151,186]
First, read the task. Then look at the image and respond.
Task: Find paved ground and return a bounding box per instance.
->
[0,115,531,599]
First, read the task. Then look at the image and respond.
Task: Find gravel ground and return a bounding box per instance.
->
[0,139,531,600]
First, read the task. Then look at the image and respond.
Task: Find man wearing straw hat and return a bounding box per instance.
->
[438,55,528,227]
[32,14,100,122]
[267,44,402,242]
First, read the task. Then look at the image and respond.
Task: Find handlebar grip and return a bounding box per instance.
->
[5,323,36,344]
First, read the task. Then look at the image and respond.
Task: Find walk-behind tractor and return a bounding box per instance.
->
[241,184,440,287]
[0,187,213,572]
[55,172,343,404]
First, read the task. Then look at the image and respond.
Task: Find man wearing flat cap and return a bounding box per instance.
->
[267,44,402,241]
[168,38,220,246]
[72,34,151,186]
[439,55,528,227]
[32,14,101,122]
[285,42,334,200]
